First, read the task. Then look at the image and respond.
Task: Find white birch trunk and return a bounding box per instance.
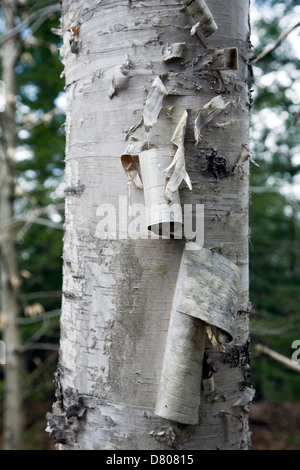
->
[0,0,24,450]
[48,0,253,450]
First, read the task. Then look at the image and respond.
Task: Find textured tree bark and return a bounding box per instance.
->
[48,0,253,450]
[0,0,24,450]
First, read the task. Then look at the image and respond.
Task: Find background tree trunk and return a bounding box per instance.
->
[48,0,253,450]
[0,0,24,450]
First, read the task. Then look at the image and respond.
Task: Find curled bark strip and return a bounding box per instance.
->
[143,76,168,132]
[194,96,226,146]
[139,148,183,237]
[164,110,192,203]
[155,245,240,424]
[184,0,218,38]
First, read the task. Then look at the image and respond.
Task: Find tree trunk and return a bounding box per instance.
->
[0,0,24,450]
[48,0,253,450]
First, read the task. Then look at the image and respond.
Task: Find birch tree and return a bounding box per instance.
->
[0,0,64,449]
[0,0,23,450]
[47,0,254,450]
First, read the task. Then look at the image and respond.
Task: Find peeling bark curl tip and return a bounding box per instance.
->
[194,96,226,146]
[143,76,168,133]
[164,110,192,203]
[108,55,132,99]
[184,0,218,38]
[108,65,130,99]
[205,323,225,352]
[172,245,241,343]
[138,148,183,237]
[121,148,144,221]
[121,154,143,190]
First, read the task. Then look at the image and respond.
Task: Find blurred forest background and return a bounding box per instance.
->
[0,0,299,450]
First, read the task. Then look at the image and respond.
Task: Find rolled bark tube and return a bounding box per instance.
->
[184,0,218,38]
[155,244,240,424]
[155,308,206,425]
[139,149,183,238]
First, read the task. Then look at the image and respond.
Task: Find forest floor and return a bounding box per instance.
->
[1,399,300,450]
[249,400,300,450]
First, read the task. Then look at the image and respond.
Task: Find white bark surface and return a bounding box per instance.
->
[48,0,253,450]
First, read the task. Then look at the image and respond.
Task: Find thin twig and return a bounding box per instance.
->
[255,343,300,373]
[252,22,300,63]
[18,309,61,325]
[24,350,58,392]
[0,4,61,46]
[0,216,64,234]
[22,318,51,351]
[23,342,59,352]
[20,291,62,301]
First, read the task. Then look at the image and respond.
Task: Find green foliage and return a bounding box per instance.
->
[250,0,300,402]
[0,2,65,400]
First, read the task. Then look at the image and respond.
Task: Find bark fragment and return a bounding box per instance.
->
[194,96,226,146]
[67,24,81,54]
[108,65,130,99]
[142,76,168,132]
[184,0,218,39]
[164,110,192,203]
[161,43,185,62]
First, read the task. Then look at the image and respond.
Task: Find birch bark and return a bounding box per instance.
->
[48,0,253,450]
[0,0,23,450]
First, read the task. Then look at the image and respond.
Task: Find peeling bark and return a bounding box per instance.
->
[155,245,241,424]
[194,96,226,146]
[143,76,168,132]
[161,42,185,62]
[164,110,192,203]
